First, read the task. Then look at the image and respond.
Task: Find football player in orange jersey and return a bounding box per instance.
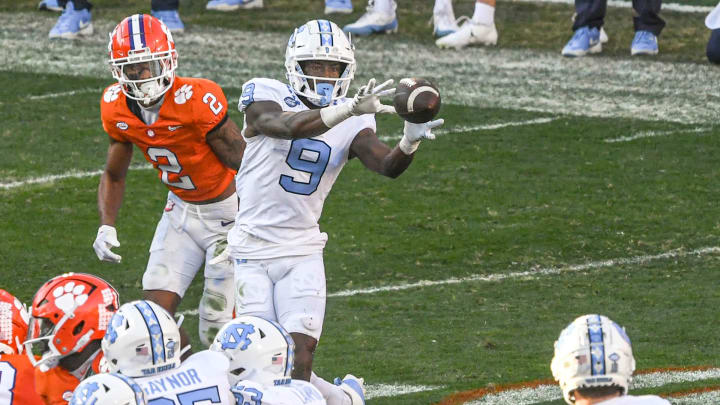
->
[0,289,44,405]
[23,273,120,405]
[93,14,246,349]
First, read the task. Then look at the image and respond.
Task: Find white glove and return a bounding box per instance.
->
[398,118,445,155]
[93,225,122,263]
[320,78,396,128]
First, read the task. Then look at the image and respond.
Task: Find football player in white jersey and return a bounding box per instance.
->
[70,373,147,405]
[551,314,670,405]
[211,316,335,405]
[102,300,234,404]
[216,18,443,405]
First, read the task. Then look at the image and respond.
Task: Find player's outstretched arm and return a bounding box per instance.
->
[94,138,132,263]
[350,119,445,178]
[349,128,413,178]
[245,100,332,140]
[206,118,246,170]
[244,78,396,140]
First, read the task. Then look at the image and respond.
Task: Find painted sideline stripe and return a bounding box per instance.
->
[438,367,720,405]
[515,0,714,13]
[367,383,443,399]
[604,127,712,143]
[378,117,557,142]
[178,246,720,317]
[0,165,152,190]
[27,87,103,100]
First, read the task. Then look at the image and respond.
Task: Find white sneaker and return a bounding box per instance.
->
[436,19,497,49]
[599,26,609,43]
[343,1,398,36]
[432,8,460,37]
[334,374,365,405]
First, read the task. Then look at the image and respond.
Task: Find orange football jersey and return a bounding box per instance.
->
[33,353,103,405]
[0,354,43,405]
[100,76,236,202]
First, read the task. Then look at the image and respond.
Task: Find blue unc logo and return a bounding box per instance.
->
[105,314,124,344]
[221,323,255,351]
[69,382,100,405]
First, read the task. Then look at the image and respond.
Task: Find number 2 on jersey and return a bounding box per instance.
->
[280,139,331,196]
[147,147,196,190]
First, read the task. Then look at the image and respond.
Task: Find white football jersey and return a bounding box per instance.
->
[598,395,671,405]
[233,379,326,405]
[229,78,376,259]
[134,350,234,404]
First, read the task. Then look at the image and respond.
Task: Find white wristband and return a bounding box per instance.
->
[320,102,353,128]
[398,135,420,155]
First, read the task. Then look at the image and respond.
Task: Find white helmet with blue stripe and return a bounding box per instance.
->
[285,19,356,107]
[210,315,295,387]
[551,314,636,404]
[101,300,185,378]
[70,372,147,405]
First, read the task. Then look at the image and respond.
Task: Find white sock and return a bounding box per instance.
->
[311,372,351,405]
[472,1,495,25]
[371,0,395,16]
[433,0,453,15]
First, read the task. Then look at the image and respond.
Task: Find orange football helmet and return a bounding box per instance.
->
[24,273,119,371]
[0,289,30,355]
[107,13,178,103]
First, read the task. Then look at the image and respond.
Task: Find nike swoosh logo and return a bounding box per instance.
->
[168,125,183,131]
[221,220,235,227]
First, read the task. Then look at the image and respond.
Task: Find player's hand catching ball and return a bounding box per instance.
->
[398,119,445,155]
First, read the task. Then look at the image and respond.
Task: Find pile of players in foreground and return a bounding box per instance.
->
[0,272,671,405]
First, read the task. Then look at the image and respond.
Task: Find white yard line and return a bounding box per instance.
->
[366,383,443,399]
[465,368,720,404]
[27,87,103,100]
[179,246,720,318]
[379,117,557,142]
[511,0,714,13]
[327,246,720,298]
[0,165,152,190]
[604,127,712,143]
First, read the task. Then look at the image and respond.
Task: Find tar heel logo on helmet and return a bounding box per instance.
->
[220,323,255,351]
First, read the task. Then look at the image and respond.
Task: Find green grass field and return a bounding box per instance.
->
[1,1,720,403]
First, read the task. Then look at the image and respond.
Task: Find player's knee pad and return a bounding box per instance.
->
[198,277,235,347]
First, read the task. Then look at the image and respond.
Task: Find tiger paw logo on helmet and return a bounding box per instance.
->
[174,84,193,104]
[52,281,90,314]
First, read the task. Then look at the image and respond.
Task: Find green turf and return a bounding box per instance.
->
[1,1,720,403]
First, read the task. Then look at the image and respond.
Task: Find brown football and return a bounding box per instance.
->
[393,78,441,124]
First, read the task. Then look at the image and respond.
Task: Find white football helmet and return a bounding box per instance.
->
[551,314,636,404]
[70,372,147,405]
[285,19,356,107]
[210,316,294,386]
[101,300,186,377]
